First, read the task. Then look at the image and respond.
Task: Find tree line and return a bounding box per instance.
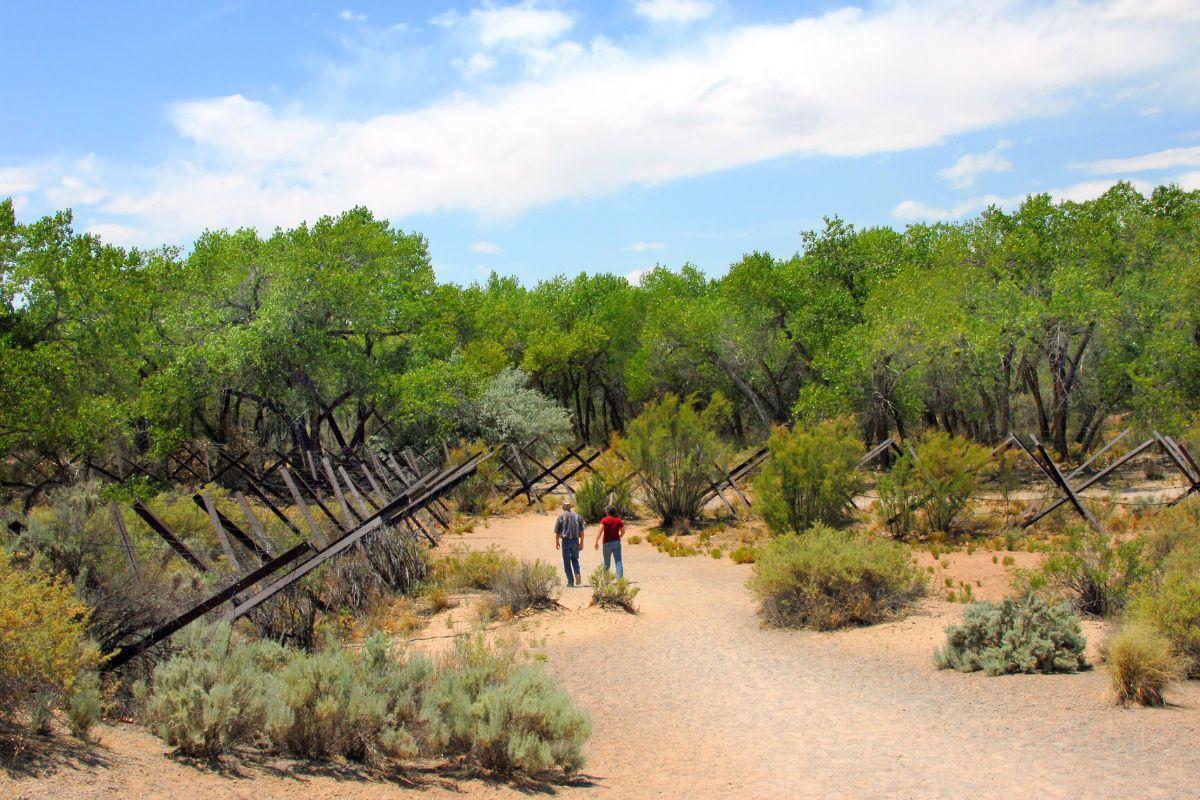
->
[2,180,1199,498]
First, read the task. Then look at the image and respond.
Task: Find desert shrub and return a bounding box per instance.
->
[619,393,729,526]
[15,481,196,655]
[646,531,698,557]
[753,419,865,534]
[457,367,572,449]
[588,565,639,613]
[1128,568,1200,677]
[573,439,637,523]
[911,432,989,532]
[143,623,290,759]
[0,549,102,732]
[66,671,105,741]
[729,544,759,564]
[435,545,519,591]
[627,534,643,545]
[749,526,925,630]
[448,440,501,514]
[1036,526,1147,617]
[934,595,1087,676]
[362,526,430,594]
[1105,623,1185,707]
[269,633,431,764]
[875,457,921,539]
[490,560,560,613]
[422,633,589,776]
[243,570,328,651]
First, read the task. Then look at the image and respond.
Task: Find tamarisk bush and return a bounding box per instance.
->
[750,526,924,630]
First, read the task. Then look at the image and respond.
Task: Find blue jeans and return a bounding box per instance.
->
[561,538,581,584]
[602,540,623,578]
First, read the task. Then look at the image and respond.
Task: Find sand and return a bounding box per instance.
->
[5,510,1199,799]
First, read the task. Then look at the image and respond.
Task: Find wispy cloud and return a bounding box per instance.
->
[6,1,1200,244]
[891,176,1162,221]
[633,0,715,24]
[621,240,665,251]
[938,140,1012,189]
[434,1,574,47]
[470,240,503,254]
[1074,145,1200,173]
[338,9,366,23]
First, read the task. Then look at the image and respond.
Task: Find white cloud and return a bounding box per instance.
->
[339,9,366,22]
[1075,145,1200,173]
[435,2,574,47]
[470,240,503,253]
[891,176,1161,221]
[634,0,715,24]
[938,140,1013,189]
[454,52,498,79]
[891,197,988,221]
[10,1,1200,244]
[621,240,665,251]
[84,223,142,245]
[625,268,650,285]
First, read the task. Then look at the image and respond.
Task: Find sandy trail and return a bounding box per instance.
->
[6,511,1199,799]
[456,513,1200,799]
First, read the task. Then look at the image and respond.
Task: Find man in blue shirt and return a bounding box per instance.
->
[554,499,585,586]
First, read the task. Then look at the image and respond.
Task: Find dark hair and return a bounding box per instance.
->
[605,505,617,516]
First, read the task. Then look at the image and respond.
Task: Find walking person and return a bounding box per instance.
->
[554,499,585,586]
[593,505,625,579]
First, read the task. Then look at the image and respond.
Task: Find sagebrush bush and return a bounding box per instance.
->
[935,595,1087,676]
[0,549,102,732]
[753,419,865,534]
[143,624,290,758]
[422,633,589,775]
[588,565,639,613]
[749,526,925,630]
[142,624,590,777]
[1105,623,1185,707]
[435,545,519,591]
[490,560,560,613]
[270,632,430,764]
[618,393,729,525]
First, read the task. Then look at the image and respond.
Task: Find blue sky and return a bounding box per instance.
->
[3,0,1200,285]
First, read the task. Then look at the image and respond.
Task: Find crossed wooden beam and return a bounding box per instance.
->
[103,445,499,670]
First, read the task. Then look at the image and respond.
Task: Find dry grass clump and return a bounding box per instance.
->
[646,531,698,557]
[729,544,759,564]
[588,566,639,614]
[490,560,560,614]
[1104,623,1186,707]
[749,526,925,630]
[434,545,519,591]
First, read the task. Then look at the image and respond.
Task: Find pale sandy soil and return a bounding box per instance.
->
[5,510,1200,799]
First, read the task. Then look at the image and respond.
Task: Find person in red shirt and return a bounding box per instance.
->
[593,505,625,578]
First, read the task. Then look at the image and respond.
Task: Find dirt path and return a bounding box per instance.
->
[455,513,1200,799]
[6,511,1199,799]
